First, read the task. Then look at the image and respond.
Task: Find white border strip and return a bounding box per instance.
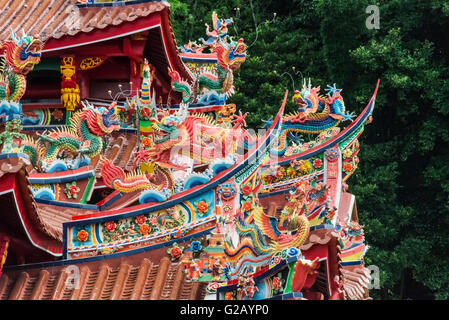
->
[346,194,355,224]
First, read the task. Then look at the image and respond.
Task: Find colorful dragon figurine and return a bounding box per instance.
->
[136,63,254,172]
[222,206,310,275]
[253,205,310,252]
[136,109,251,170]
[104,102,254,193]
[168,68,193,104]
[0,29,43,103]
[200,11,233,47]
[224,179,329,266]
[170,38,247,104]
[268,80,356,156]
[178,11,233,53]
[23,102,120,172]
[196,38,247,98]
[100,158,172,193]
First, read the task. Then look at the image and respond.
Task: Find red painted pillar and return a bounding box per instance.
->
[78,71,90,100]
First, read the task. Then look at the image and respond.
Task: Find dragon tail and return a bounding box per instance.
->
[234,218,273,255]
[271,215,310,253]
[101,158,158,193]
[22,135,42,167]
[173,80,192,104]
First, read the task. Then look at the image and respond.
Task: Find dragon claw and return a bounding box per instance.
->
[232,110,248,128]
[343,111,356,122]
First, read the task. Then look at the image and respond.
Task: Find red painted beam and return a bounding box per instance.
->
[44,43,124,58]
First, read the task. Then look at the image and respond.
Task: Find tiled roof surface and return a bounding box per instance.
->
[0,0,169,42]
[35,203,96,241]
[95,132,138,176]
[341,266,371,300]
[0,256,206,300]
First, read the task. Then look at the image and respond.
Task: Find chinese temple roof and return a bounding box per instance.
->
[0,3,376,301]
[0,0,168,44]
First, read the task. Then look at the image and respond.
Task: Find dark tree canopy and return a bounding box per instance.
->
[169,0,449,299]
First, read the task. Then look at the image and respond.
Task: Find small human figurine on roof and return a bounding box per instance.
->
[212,257,222,281]
[0,119,25,154]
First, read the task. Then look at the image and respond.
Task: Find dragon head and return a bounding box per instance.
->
[168,67,181,84]
[81,101,121,136]
[214,38,247,71]
[293,79,320,115]
[1,29,43,75]
[151,113,183,144]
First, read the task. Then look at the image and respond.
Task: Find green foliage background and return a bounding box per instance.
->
[169,0,449,300]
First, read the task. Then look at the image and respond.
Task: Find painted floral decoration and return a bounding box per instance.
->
[101,208,186,244]
[342,148,353,159]
[139,224,151,235]
[167,243,184,261]
[271,273,285,295]
[135,215,147,225]
[140,106,152,118]
[262,160,316,185]
[65,181,80,199]
[242,201,253,212]
[286,166,296,178]
[272,277,282,290]
[241,185,252,196]
[149,217,158,226]
[77,229,89,242]
[343,162,353,173]
[105,221,116,232]
[51,108,64,121]
[225,291,234,300]
[297,160,312,174]
[313,158,323,169]
[141,137,152,147]
[190,240,202,253]
[194,199,211,217]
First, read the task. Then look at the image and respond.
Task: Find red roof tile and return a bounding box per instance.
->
[341,267,371,300]
[0,255,206,300]
[0,0,169,43]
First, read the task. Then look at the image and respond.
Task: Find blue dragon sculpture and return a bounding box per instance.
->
[267,80,355,156]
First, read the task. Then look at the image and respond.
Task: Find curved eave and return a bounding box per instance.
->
[0,167,62,257]
[160,7,194,82]
[267,79,379,167]
[66,90,288,225]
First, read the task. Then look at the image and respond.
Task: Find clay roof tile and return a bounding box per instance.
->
[1,255,205,300]
[0,1,170,43]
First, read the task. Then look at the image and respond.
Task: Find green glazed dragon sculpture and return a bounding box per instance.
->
[23,102,120,172]
[169,38,247,104]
